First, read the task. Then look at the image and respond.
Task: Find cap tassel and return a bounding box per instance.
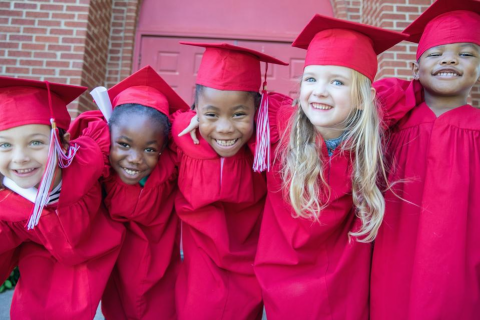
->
[253,63,271,173]
[26,82,79,230]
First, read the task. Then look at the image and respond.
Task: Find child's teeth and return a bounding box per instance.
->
[17,168,34,173]
[438,72,458,76]
[216,139,236,146]
[124,168,139,175]
[312,103,332,110]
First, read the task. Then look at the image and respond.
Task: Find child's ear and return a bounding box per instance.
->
[62,132,71,150]
[411,62,420,80]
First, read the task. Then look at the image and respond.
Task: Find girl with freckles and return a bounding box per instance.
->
[0,77,125,319]
[171,42,288,320]
[68,66,189,320]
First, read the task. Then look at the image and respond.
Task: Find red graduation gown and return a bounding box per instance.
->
[371,79,480,319]
[101,150,181,320]
[253,102,372,320]
[70,110,181,320]
[0,119,125,319]
[171,110,266,320]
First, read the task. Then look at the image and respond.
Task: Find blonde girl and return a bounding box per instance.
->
[253,14,407,320]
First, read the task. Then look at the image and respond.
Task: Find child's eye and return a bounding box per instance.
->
[233,113,247,118]
[303,77,316,83]
[427,52,441,57]
[460,52,474,57]
[117,142,130,148]
[145,148,157,153]
[30,140,44,147]
[204,113,217,118]
[0,142,12,149]
[332,80,344,86]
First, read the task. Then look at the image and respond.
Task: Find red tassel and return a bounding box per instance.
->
[26,83,79,229]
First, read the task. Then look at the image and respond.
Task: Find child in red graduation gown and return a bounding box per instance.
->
[371,1,480,319]
[171,42,288,320]
[0,77,125,319]
[252,15,408,320]
[69,66,189,320]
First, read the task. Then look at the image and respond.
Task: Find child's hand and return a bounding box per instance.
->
[178,114,200,145]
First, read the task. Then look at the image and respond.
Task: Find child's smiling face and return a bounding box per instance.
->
[299,65,355,140]
[196,87,256,158]
[0,124,62,189]
[414,43,480,101]
[109,113,166,185]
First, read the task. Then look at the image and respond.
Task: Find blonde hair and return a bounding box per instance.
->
[279,70,386,242]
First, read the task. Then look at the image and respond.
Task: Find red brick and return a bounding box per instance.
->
[23,27,48,34]
[35,36,60,43]
[46,60,70,68]
[48,44,73,51]
[66,5,89,12]
[8,50,32,58]
[55,0,79,3]
[0,2,10,9]
[25,11,49,18]
[34,52,57,59]
[38,20,62,27]
[0,26,21,33]
[32,68,56,75]
[64,21,88,28]
[9,34,33,41]
[20,60,44,67]
[14,3,38,9]
[60,53,83,60]
[49,28,73,36]
[39,4,65,11]
[10,18,36,26]
[382,13,407,20]
[22,43,46,50]
[0,10,23,17]
[395,5,420,13]
[52,13,75,19]
[0,58,16,65]
[0,17,7,24]
[62,37,84,44]
[77,13,88,21]
[6,67,30,74]
[60,69,82,76]
[0,34,6,41]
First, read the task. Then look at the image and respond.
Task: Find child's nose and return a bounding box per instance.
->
[12,148,30,164]
[215,118,235,133]
[313,84,328,97]
[440,53,458,65]
[127,150,143,164]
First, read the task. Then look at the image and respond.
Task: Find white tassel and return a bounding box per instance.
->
[253,91,270,173]
[26,119,78,229]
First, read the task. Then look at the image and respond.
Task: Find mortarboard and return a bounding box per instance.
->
[403,0,480,60]
[292,14,408,82]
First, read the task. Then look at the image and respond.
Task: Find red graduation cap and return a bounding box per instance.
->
[0,76,86,131]
[0,76,86,229]
[108,65,189,116]
[180,42,288,92]
[292,14,408,82]
[403,0,480,60]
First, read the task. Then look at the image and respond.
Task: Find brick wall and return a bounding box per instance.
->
[77,0,112,114]
[0,0,142,116]
[330,0,480,107]
[0,0,92,115]
[104,0,141,88]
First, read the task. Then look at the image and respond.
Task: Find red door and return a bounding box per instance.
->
[134,0,333,104]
